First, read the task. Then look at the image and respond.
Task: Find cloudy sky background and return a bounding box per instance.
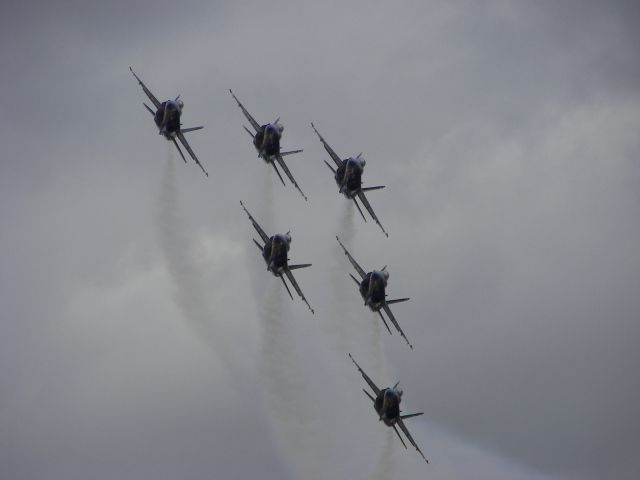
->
[1,1,639,479]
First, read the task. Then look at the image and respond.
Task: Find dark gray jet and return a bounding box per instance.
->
[240,201,314,313]
[337,236,412,349]
[348,353,428,463]
[230,90,307,200]
[130,67,208,176]
[311,123,387,237]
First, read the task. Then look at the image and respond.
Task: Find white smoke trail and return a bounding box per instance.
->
[156,146,249,382]
[252,168,328,479]
[370,429,395,480]
[253,175,394,479]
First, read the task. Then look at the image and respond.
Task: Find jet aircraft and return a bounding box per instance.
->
[349,353,428,463]
[240,201,314,313]
[130,67,208,176]
[230,90,307,200]
[337,236,413,349]
[311,123,388,236]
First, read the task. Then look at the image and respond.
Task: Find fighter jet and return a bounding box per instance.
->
[337,236,413,349]
[348,353,428,463]
[230,90,307,200]
[130,67,208,176]
[240,201,314,313]
[311,123,388,237]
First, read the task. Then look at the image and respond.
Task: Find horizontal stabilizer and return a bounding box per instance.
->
[349,273,361,287]
[280,149,303,157]
[271,162,286,186]
[252,238,263,251]
[280,275,294,300]
[289,263,312,270]
[180,126,204,134]
[143,103,155,116]
[172,139,187,163]
[392,425,408,449]
[363,388,376,403]
[243,125,254,138]
[386,297,410,305]
[324,160,337,174]
[361,185,385,192]
[353,197,367,222]
[378,311,393,335]
[400,412,424,420]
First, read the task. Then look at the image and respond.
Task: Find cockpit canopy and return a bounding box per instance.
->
[273,232,291,250]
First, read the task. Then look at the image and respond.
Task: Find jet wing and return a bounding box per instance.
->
[284,268,314,313]
[275,155,308,201]
[357,190,388,237]
[397,417,429,463]
[310,123,342,167]
[348,353,380,396]
[335,236,367,279]
[382,304,413,349]
[129,67,161,109]
[177,132,208,177]
[229,89,261,132]
[240,201,270,244]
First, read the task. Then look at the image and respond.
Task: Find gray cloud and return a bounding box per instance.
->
[1,1,639,479]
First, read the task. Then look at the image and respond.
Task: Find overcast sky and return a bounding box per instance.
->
[1,1,639,479]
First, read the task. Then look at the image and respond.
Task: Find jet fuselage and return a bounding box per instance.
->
[335,157,365,198]
[262,233,291,275]
[374,387,403,426]
[359,270,389,311]
[154,99,183,139]
[253,123,283,161]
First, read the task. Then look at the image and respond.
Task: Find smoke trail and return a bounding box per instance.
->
[370,429,395,480]
[156,146,249,381]
[248,169,321,479]
[340,200,357,244]
[257,281,330,479]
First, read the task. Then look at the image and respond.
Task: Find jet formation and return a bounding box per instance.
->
[131,70,429,465]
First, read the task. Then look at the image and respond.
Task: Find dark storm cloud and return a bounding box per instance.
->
[1,1,639,479]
